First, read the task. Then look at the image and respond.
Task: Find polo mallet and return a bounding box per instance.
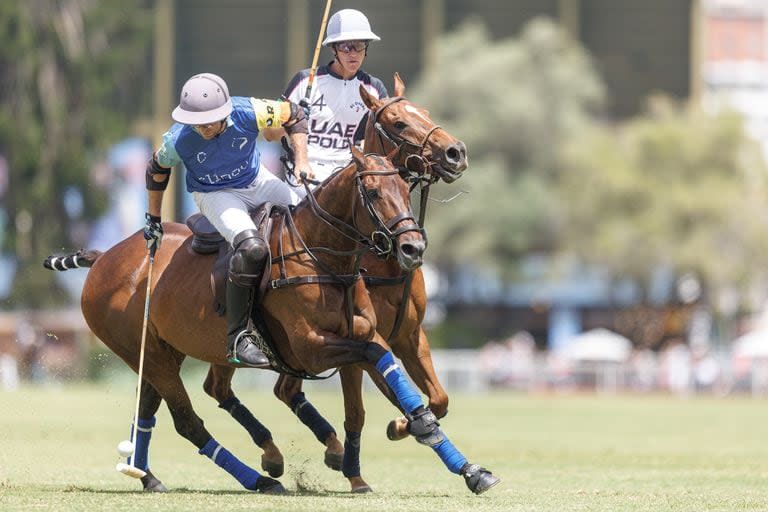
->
[299,0,333,113]
[115,245,156,479]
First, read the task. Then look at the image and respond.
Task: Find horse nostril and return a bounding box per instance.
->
[446,146,461,164]
[401,240,426,258]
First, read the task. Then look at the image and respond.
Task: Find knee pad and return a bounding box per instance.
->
[229,229,268,287]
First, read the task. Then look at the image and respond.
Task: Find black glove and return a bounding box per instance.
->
[298,98,311,118]
[143,213,163,251]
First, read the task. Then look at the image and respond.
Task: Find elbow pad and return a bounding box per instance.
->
[283,102,308,135]
[145,156,171,191]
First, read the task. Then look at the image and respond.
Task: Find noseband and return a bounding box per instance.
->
[301,161,423,259]
[372,96,444,181]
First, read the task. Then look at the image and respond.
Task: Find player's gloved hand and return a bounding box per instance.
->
[143,213,163,251]
[298,98,311,118]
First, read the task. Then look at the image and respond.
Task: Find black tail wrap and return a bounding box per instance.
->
[43,250,98,271]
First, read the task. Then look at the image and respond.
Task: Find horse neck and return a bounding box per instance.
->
[290,164,362,272]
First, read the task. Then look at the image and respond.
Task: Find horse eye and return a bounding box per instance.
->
[394,121,407,130]
[366,188,380,200]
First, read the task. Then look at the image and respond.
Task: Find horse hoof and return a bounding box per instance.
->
[324,451,343,471]
[461,463,500,495]
[386,417,410,441]
[141,470,168,492]
[351,484,373,493]
[255,476,286,495]
[261,456,284,478]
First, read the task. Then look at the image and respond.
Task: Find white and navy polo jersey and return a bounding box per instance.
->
[282,63,388,166]
[156,96,292,193]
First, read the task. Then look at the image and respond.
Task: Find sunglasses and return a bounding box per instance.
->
[334,41,368,53]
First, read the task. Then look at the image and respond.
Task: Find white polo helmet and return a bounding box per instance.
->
[172,73,233,125]
[322,9,380,46]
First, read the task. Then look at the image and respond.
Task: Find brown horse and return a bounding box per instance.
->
[45,149,434,493]
[203,74,472,492]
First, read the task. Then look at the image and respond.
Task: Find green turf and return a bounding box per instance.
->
[0,381,767,511]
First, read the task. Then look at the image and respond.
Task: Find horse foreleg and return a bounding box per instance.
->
[338,366,372,493]
[388,327,450,441]
[362,341,500,495]
[145,358,285,494]
[132,379,166,492]
[204,364,284,478]
[273,374,343,471]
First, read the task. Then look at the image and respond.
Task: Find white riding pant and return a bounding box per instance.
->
[291,159,350,200]
[192,163,301,245]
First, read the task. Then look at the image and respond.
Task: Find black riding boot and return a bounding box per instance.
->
[225,280,271,368]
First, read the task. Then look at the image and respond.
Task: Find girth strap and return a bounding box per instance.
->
[270,273,360,289]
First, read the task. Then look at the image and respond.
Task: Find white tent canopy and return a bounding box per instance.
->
[558,328,633,363]
[732,329,768,359]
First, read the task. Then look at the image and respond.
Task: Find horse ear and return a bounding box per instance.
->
[359,84,381,110]
[350,145,365,166]
[393,72,405,97]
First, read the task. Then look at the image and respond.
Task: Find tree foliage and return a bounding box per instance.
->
[559,97,768,301]
[0,0,153,307]
[411,18,604,275]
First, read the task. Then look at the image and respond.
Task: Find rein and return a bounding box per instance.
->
[270,160,422,366]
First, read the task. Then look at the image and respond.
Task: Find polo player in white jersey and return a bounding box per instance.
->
[270,9,388,198]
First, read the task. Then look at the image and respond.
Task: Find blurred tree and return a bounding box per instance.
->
[560,96,768,307]
[0,0,153,307]
[410,17,604,276]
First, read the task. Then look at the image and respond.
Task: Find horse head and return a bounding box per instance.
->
[348,146,425,271]
[360,73,468,183]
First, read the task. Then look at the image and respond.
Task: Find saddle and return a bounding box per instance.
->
[185,204,286,316]
[185,205,338,380]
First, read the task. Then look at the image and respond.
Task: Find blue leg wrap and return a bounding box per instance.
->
[199,438,261,490]
[219,396,272,446]
[376,351,468,474]
[375,351,422,414]
[128,416,156,470]
[342,430,361,478]
[290,392,336,444]
[432,437,468,474]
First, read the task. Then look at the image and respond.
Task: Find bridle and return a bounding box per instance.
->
[372,96,445,183]
[299,159,424,259]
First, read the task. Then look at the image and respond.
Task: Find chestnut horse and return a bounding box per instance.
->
[204,74,473,492]
[46,149,497,494]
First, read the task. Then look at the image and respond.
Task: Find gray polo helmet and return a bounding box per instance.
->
[172,73,233,125]
[322,9,380,46]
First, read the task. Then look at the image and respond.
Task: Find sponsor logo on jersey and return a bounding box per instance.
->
[232,137,248,150]
[349,100,365,113]
[197,161,249,185]
[309,120,358,149]
[197,152,207,163]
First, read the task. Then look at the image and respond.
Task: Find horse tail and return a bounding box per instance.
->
[43,249,102,271]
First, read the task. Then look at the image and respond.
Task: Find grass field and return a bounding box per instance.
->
[1,380,767,511]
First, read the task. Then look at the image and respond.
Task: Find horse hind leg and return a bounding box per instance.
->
[273,374,344,472]
[204,364,284,477]
[143,352,285,494]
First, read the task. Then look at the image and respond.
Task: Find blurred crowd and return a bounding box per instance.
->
[478,331,767,396]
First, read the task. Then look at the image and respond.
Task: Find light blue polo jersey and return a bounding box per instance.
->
[156,96,285,193]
